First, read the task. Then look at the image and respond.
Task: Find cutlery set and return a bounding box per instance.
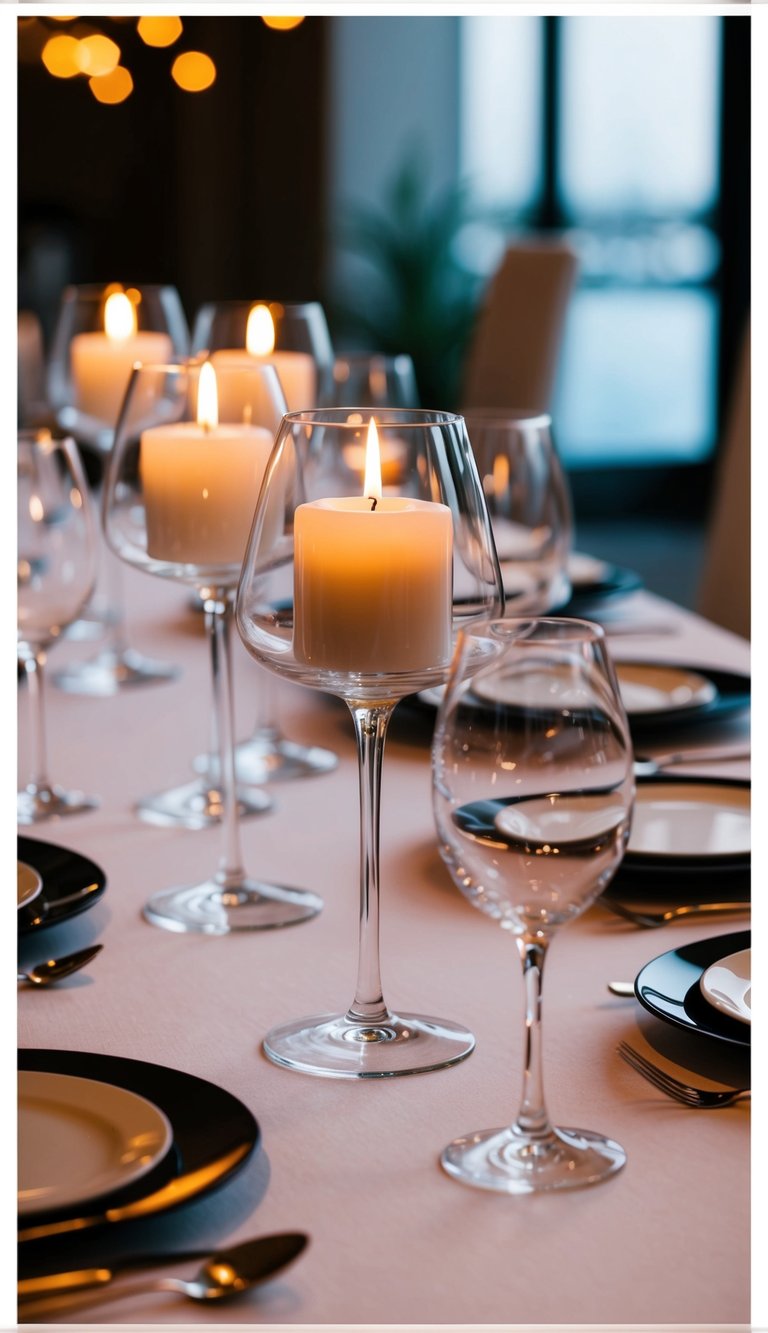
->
[18,1232,309,1318]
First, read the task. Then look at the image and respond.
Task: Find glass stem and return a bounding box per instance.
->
[345,704,395,1027]
[513,935,555,1141]
[23,649,50,793]
[103,553,129,658]
[203,589,245,894]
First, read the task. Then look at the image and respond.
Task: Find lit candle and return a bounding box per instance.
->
[140,362,274,565]
[341,414,408,487]
[293,418,453,673]
[70,290,172,425]
[212,303,316,413]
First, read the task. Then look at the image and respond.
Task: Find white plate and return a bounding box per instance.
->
[18,1071,173,1216]
[614,663,716,715]
[568,551,610,585]
[628,782,750,860]
[700,948,751,1025]
[469,661,716,718]
[17,862,42,911]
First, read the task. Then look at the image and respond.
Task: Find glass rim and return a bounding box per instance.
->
[461,615,606,645]
[281,407,465,430]
[194,298,326,315]
[462,409,552,429]
[18,426,76,446]
[61,282,179,299]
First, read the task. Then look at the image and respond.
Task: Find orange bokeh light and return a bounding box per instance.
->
[89,65,134,104]
[42,34,81,78]
[77,34,121,77]
[171,51,216,93]
[262,16,305,30]
[137,16,183,48]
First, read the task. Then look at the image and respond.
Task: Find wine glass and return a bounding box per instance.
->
[325,353,419,410]
[432,617,634,1192]
[236,408,504,1077]
[18,429,99,823]
[464,411,573,614]
[47,282,189,694]
[191,297,337,785]
[102,358,322,935]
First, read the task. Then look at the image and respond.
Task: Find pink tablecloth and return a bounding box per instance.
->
[17,558,751,1326]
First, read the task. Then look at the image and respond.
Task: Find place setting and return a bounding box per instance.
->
[16,1047,310,1320]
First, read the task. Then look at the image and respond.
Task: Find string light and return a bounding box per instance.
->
[41,34,81,78]
[171,51,216,93]
[76,34,121,77]
[262,16,305,30]
[137,17,183,48]
[89,65,133,104]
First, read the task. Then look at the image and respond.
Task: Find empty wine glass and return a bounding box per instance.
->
[18,429,99,823]
[325,353,419,410]
[102,358,322,934]
[236,408,504,1077]
[464,411,573,614]
[47,282,189,694]
[432,617,634,1191]
[191,297,337,785]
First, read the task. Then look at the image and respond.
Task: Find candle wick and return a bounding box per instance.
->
[368,496,378,511]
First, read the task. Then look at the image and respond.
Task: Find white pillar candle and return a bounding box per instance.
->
[293,419,453,673]
[211,304,316,414]
[71,292,172,425]
[140,363,273,566]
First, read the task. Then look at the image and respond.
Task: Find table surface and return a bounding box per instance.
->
[17,556,751,1326]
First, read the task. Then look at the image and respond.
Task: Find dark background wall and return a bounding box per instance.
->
[19,16,328,332]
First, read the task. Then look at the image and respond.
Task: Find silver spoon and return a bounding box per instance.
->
[607,981,636,997]
[633,746,750,778]
[17,943,103,986]
[18,1232,308,1317]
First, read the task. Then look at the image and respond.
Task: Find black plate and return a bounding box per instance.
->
[621,774,751,875]
[612,661,750,735]
[18,1049,259,1246]
[558,562,643,612]
[403,662,749,742]
[17,836,107,934]
[634,930,750,1047]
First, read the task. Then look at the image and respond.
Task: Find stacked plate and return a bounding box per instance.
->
[17,835,107,934]
[633,931,751,1047]
[18,1049,259,1247]
[617,773,750,888]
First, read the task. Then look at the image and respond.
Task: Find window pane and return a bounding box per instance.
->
[553,288,718,466]
[459,17,543,211]
[559,18,721,218]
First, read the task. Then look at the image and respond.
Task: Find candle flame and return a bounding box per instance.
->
[197,361,219,430]
[104,291,136,341]
[364,417,382,501]
[246,304,276,356]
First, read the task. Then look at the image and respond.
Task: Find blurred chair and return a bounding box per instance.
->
[697,324,750,640]
[18,310,50,427]
[461,241,578,412]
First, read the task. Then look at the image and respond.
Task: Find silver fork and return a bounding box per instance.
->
[617,1041,750,1108]
[601,898,750,928]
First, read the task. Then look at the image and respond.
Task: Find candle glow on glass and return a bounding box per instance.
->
[141,362,274,567]
[293,416,454,674]
[70,287,173,426]
[212,301,316,413]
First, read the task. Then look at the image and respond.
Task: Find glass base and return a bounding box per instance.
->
[196,730,338,786]
[440,1124,626,1194]
[52,648,180,696]
[17,783,99,825]
[135,779,272,830]
[263,1011,475,1079]
[142,878,323,935]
